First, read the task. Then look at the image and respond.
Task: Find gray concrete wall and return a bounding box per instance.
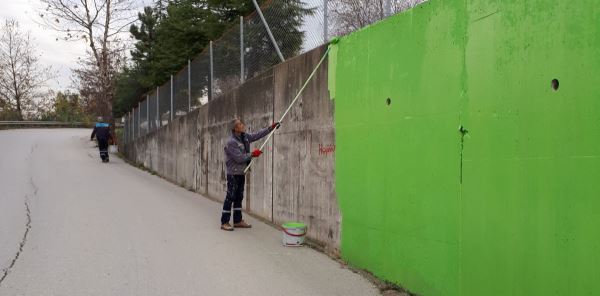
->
[272,49,339,248]
[124,46,339,253]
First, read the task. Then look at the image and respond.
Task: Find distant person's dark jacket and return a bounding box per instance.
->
[91,122,113,141]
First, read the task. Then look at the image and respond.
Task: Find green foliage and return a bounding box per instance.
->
[244,0,314,75]
[113,67,146,117]
[151,0,212,85]
[129,6,159,88]
[40,92,93,123]
[114,0,312,118]
[0,108,22,121]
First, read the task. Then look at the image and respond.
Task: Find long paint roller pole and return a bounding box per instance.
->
[244,46,332,174]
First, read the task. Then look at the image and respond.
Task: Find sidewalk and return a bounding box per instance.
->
[0,129,380,295]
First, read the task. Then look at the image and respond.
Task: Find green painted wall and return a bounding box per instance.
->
[332,0,600,295]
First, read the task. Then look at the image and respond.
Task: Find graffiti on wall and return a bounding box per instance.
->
[319,144,336,156]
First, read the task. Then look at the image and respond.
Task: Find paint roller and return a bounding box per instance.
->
[243,38,340,174]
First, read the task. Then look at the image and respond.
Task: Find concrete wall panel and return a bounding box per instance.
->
[273,46,339,251]
[124,46,339,250]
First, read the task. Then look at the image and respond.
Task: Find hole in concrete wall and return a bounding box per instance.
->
[386,98,391,106]
[551,79,559,91]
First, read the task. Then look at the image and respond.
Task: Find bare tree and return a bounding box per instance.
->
[71,46,126,116]
[0,20,54,120]
[39,0,137,122]
[30,90,58,120]
[329,0,426,36]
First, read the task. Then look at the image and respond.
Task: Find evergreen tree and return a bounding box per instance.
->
[113,67,146,117]
[113,0,313,118]
[130,6,159,88]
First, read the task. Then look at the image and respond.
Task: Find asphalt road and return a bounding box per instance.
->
[0,129,379,296]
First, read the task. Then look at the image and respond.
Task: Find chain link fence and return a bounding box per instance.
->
[124,0,423,143]
[134,105,139,138]
[190,53,211,107]
[158,82,171,126]
[148,92,158,131]
[213,25,242,98]
[124,0,327,142]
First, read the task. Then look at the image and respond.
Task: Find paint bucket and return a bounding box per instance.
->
[282,222,307,247]
[109,145,118,153]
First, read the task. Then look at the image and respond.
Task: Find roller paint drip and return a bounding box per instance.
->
[243,39,338,174]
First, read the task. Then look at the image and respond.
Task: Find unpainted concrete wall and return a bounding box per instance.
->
[273,50,339,247]
[124,46,339,251]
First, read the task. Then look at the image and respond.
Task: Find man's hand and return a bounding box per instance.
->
[251,149,263,158]
[271,122,281,130]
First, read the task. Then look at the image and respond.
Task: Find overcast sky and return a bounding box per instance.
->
[0,0,87,90]
[0,0,151,91]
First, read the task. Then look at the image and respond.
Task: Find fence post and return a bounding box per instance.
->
[251,0,285,62]
[157,86,160,127]
[128,113,131,142]
[209,41,214,102]
[137,103,141,137]
[323,0,328,43]
[124,114,127,144]
[123,115,126,144]
[132,109,135,140]
[384,0,391,16]
[170,75,174,122]
[146,95,149,135]
[240,16,244,84]
[188,59,192,112]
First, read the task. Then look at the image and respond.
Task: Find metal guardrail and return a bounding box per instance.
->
[0,121,123,128]
[0,121,87,126]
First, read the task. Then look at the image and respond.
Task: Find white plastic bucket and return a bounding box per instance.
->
[282,222,307,247]
[109,145,118,153]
